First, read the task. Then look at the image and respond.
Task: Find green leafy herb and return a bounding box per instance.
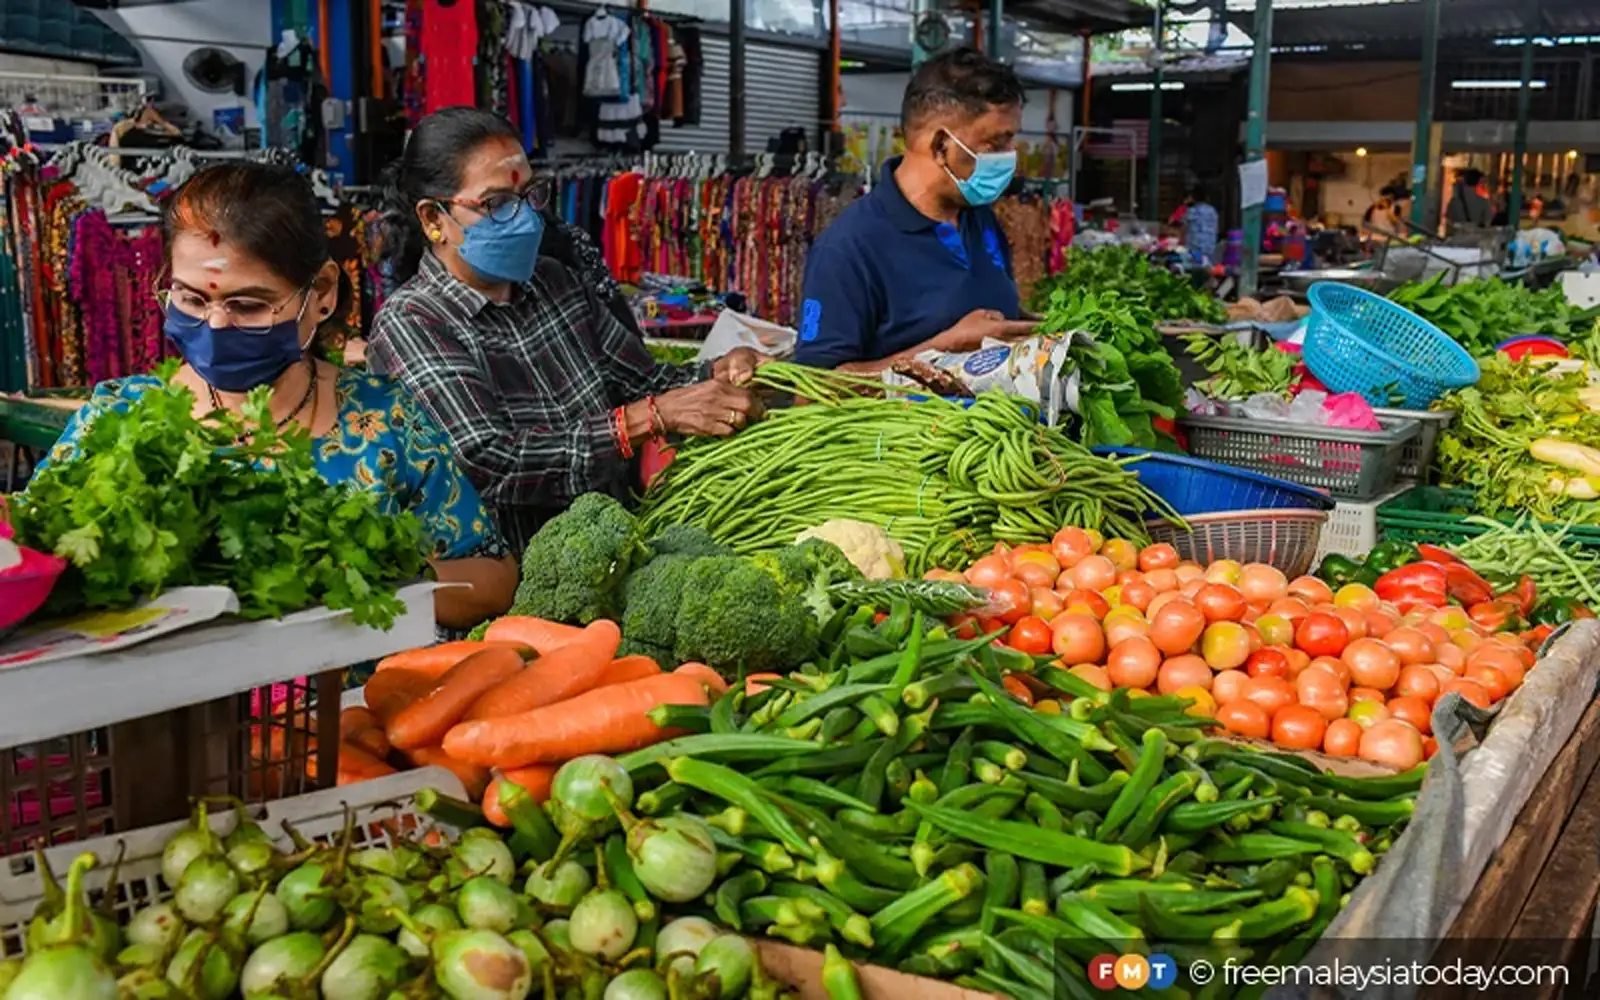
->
[1027,245,1227,325]
[1181,334,1297,400]
[1389,273,1600,358]
[11,362,427,627]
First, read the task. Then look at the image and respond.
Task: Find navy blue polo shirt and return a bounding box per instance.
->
[795,157,1020,368]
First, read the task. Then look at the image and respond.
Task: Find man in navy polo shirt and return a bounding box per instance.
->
[796,48,1036,371]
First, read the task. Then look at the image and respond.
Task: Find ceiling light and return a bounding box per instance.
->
[1110,81,1185,92]
[1355,147,1368,157]
[1450,79,1547,90]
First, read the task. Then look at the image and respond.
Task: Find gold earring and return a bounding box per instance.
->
[428,229,443,242]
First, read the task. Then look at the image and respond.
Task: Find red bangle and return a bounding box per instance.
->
[613,406,634,459]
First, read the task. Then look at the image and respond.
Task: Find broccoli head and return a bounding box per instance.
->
[620,553,695,652]
[510,493,637,624]
[674,555,820,673]
[644,524,732,560]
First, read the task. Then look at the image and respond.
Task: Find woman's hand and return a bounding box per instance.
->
[712,347,769,386]
[656,379,765,437]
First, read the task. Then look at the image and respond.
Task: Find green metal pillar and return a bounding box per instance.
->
[1239,0,1273,300]
[1147,0,1165,218]
[1506,30,1537,226]
[1409,0,1441,226]
[911,0,933,65]
[987,0,1005,60]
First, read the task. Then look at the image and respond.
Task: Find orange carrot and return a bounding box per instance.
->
[673,662,730,697]
[745,673,782,696]
[482,764,559,826]
[350,726,391,758]
[338,743,397,786]
[1001,672,1035,706]
[463,620,623,721]
[485,616,586,654]
[375,640,531,678]
[388,647,526,751]
[340,706,380,740]
[594,655,662,688]
[364,668,437,726]
[444,672,710,768]
[408,746,491,800]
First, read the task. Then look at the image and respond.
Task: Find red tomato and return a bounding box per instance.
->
[990,579,1033,625]
[1308,656,1352,687]
[1051,613,1106,664]
[1342,638,1401,690]
[949,614,979,640]
[1149,599,1207,656]
[1296,667,1350,722]
[1296,612,1350,658]
[1157,655,1213,694]
[1138,543,1180,572]
[1030,588,1065,622]
[1245,647,1291,680]
[1465,664,1510,703]
[1394,664,1441,703]
[1013,560,1058,589]
[1215,700,1272,739]
[1212,669,1251,705]
[1443,678,1492,709]
[1386,695,1433,734]
[1195,583,1248,623]
[1271,704,1328,751]
[1120,579,1157,613]
[1244,676,1297,716]
[1322,718,1363,757]
[978,617,1007,635]
[1001,673,1035,706]
[965,554,1011,588]
[1115,569,1145,588]
[1008,615,1053,656]
[1058,588,1111,621]
[1348,686,1387,705]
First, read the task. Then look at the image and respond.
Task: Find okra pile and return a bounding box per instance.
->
[615,602,1425,1000]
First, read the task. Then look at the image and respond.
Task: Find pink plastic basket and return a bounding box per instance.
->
[0,503,66,631]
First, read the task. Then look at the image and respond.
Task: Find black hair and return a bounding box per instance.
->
[1189,182,1210,203]
[163,161,350,334]
[378,106,522,284]
[901,47,1024,132]
[1459,167,1484,187]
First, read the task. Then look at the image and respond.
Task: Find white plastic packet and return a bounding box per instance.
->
[877,332,1099,426]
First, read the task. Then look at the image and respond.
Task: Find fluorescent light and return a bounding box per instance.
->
[1356,147,1368,157]
[1451,79,1547,89]
[1111,82,1185,92]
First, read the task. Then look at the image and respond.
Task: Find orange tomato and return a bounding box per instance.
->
[1383,627,1436,667]
[1417,622,1452,649]
[1195,583,1248,623]
[1013,560,1058,589]
[1050,613,1106,664]
[1342,638,1401,690]
[1149,599,1207,656]
[1266,597,1311,622]
[1215,700,1271,739]
[1271,704,1328,751]
[1068,663,1113,692]
[1138,543,1180,572]
[1296,667,1350,722]
[1106,637,1161,690]
[1296,612,1350,658]
[1283,646,1312,678]
[1394,664,1442,703]
[1115,569,1144,588]
[1386,695,1433,734]
[1205,560,1243,585]
[1287,576,1334,605]
[1212,669,1251,705]
[1058,588,1110,620]
[1443,678,1492,709]
[1100,539,1139,573]
[1174,561,1205,584]
[1322,718,1363,757]
[1360,718,1426,769]
[1069,555,1118,593]
[990,579,1032,624]
[1104,612,1150,647]
[1030,588,1065,622]
[1332,607,1369,642]
[1435,642,1466,674]
[1238,564,1289,605]
[1465,664,1510,703]
[1120,579,1157,613]
[965,554,1012,588]
[1050,527,1095,569]
[1157,655,1213,694]
[1364,608,1399,639]
[1346,700,1391,729]
[1244,676,1297,716]
[1145,568,1180,594]
[1348,686,1387,705]
[1308,655,1352,687]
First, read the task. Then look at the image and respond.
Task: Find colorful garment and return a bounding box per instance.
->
[39,369,507,562]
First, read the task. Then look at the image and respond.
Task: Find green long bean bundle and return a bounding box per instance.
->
[638,363,1182,574]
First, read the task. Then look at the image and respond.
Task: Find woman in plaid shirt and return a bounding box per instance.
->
[369,108,764,555]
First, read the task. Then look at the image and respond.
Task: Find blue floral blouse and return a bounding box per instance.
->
[40,369,508,562]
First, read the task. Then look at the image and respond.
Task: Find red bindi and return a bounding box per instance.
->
[208,282,218,290]
[511,170,521,185]
[210,232,221,246]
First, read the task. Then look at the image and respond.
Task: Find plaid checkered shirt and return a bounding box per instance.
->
[367,252,700,555]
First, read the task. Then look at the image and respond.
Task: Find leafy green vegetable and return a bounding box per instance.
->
[1036,288,1182,449]
[646,342,702,366]
[1432,356,1600,523]
[11,363,426,627]
[1027,245,1227,324]
[1389,273,1600,358]
[1181,334,1297,400]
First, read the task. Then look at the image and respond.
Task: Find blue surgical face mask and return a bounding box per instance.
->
[456,205,545,285]
[942,131,1018,207]
[163,295,309,393]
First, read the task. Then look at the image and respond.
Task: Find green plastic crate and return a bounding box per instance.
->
[1375,485,1600,550]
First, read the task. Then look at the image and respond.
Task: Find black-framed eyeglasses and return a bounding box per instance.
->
[439,178,554,224]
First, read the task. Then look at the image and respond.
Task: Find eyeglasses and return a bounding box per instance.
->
[440,178,554,224]
[156,284,311,335]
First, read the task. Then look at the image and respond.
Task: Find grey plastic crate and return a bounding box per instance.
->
[1372,407,1454,483]
[1178,413,1421,501]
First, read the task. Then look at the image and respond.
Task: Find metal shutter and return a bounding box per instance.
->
[657,36,819,154]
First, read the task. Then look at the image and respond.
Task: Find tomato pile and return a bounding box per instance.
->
[936,528,1549,771]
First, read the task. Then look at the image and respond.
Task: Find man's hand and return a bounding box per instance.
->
[655,379,765,438]
[712,347,769,386]
[928,309,1037,353]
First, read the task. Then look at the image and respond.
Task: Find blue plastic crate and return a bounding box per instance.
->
[1092,447,1336,516]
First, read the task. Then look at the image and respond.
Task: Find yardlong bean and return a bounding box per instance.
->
[637,363,1181,573]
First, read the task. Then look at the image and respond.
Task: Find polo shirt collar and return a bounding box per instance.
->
[875,156,941,234]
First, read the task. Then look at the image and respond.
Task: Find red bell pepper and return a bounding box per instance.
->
[1442,563,1495,607]
[1522,624,1556,649]
[1415,544,1463,566]
[1467,599,1522,633]
[1513,575,1537,619]
[1374,563,1448,608]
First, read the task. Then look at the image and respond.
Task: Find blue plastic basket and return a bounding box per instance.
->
[1303,282,1479,409]
[1092,447,1336,516]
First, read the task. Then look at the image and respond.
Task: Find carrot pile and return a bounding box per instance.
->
[337,616,715,821]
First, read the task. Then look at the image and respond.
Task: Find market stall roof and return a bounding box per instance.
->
[1224,0,1600,48]
[1011,0,1155,37]
[1092,51,1251,81]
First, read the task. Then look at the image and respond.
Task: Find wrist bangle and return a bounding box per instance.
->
[613,406,635,459]
[646,395,665,438]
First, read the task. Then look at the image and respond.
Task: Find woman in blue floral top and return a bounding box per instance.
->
[39,162,517,631]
